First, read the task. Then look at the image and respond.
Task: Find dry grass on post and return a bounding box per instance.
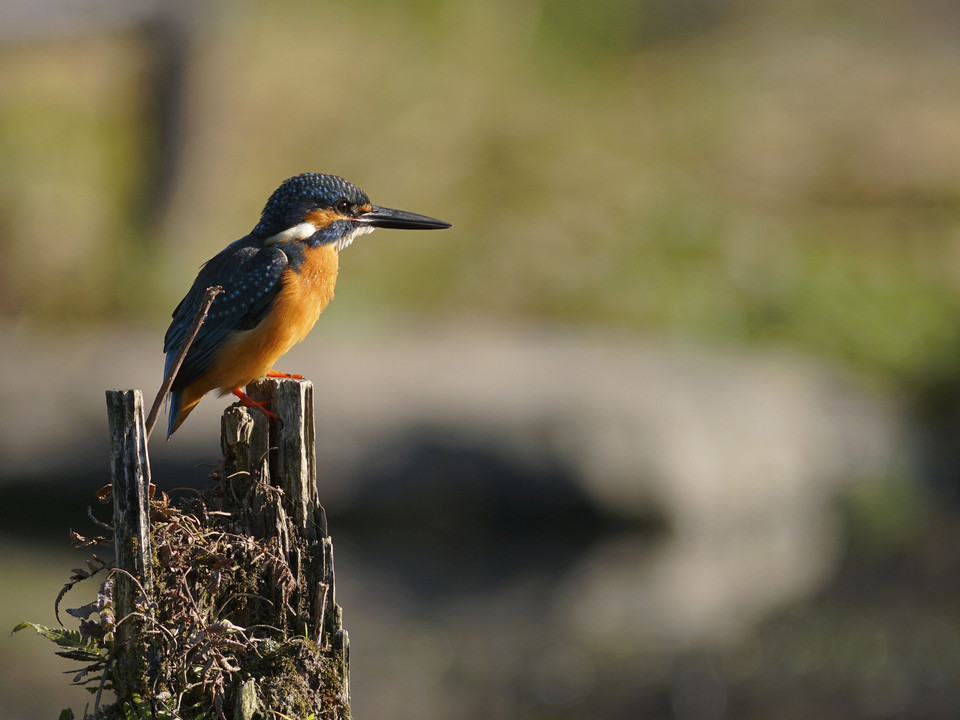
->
[16,377,351,720]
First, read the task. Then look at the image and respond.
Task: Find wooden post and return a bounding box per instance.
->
[225,378,350,716]
[104,380,349,718]
[105,389,155,698]
[246,379,323,540]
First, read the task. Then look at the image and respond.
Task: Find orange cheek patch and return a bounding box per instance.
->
[305,208,348,228]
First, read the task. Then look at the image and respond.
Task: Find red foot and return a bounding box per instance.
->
[266,370,304,380]
[232,388,279,421]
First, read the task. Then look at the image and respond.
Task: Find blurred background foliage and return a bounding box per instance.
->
[1,0,959,386]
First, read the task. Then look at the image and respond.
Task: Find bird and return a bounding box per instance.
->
[163,172,451,438]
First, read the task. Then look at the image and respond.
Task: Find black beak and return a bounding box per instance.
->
[358,205,452,230]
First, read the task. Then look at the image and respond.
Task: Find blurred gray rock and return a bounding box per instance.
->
[0,319,902,661]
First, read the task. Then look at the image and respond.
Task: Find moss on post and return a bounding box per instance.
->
[98,379,350,719]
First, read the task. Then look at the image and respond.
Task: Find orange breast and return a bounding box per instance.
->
[197,244,340,396]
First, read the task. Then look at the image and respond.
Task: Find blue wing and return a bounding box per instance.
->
[163,237,289,398]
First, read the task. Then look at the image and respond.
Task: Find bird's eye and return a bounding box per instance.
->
[335,199,353,215]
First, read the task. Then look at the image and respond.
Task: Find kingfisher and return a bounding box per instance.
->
[163,172,451,438]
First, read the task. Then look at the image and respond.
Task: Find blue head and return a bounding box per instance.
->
[252,173,451,251]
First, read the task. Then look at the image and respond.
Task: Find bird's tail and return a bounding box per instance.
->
[163,351,200,439]
[163,350,217,437]
[166,387,208,438]
[167,389,183,439]
[164,351,180,439]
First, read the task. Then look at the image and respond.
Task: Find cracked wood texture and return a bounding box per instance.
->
[105,389,156,698]
[108,379,350,719]
[221,377,350,719]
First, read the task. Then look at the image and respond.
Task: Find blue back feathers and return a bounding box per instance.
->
[163,239,290,437]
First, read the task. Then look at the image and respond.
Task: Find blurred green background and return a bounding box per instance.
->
[3,0,960,718]
[3,0,958,385]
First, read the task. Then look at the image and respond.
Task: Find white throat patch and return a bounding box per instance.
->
[334,224,375,251]
[264,221,374,251]
[264,222,317,245]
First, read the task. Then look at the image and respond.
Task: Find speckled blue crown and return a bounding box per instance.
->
[253,173,371,237]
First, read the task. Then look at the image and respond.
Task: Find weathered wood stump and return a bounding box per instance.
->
[218,378,349,718]
[105,378,350,720]
[105,389,157,699]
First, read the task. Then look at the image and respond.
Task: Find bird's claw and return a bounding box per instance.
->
[232,388,279,421]
[265,370,304,380]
